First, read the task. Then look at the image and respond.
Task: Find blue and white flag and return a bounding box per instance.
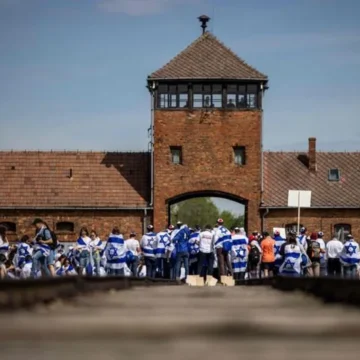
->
[141,232,157,258]
[340,239,360,266]
[104,234,126,270]
[279,244,302,276]
[231,234,248,273]
[155,231,170,258]
[214,226,232,251]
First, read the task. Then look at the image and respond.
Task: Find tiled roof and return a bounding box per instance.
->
[148,32,267,81]
[0,152,150,208]
[263,152,360,208]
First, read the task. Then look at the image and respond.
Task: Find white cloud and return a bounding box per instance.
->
[97,0,198,16]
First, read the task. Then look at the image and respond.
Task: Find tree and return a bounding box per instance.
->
[219,210,245,229]
[170,197,245,230]
[170,197,219,228]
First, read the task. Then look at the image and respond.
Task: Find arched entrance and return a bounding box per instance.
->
[166,190,248,232]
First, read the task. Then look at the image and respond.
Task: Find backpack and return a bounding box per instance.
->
[248,245,260,265]
[48,229,58,250]
[308,241,321,261]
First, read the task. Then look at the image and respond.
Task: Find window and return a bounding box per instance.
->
[157,84,189,109]
[0,221,16,232]
[193,84,222,108]
[285,223,303,234]
[170,146,182,165]
[226,84,258,109]
[328,169,340,181]
[56,221,75,233]
[233,146,246,165]
[334,224,351,238]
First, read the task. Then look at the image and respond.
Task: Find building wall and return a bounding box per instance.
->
[0,209,151,242]
[264,208,360,240]
[153,109,262,231]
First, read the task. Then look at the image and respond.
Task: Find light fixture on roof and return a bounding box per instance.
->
[198,15,210,34]
[68,168,73,180]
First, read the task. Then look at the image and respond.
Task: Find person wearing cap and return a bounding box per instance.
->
[326,232,343,277]
[165,225,176,279]
[154,227,171,278]
[140,225,157,278]
[306,232,325,277]
[339,234,360,278]
[231,227,248,280]
[297,227,308,252]
[188,227,200,275]
[273,230,286,276]
[316,231,327,276]
[214,218,233,279]
[171,222,191,281]
[31,218,54,278]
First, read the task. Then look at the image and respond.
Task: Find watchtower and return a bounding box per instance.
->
[147,16,268,231]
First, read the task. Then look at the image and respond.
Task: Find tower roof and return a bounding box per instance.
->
[148,32,267,81]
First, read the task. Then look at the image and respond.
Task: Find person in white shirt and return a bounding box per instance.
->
[326,233,344,277]
[125,231,141,277]
[76,227,92,276]
[317,232,327,276]
[89,230,104,276]
[197,224,215,277]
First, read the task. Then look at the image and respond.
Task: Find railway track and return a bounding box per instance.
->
[1,275,360,310]
[1,276,360,360]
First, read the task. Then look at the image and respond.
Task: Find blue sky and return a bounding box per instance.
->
[1,0,360,154]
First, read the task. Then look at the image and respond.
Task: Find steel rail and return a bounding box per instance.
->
[0,276,179,310]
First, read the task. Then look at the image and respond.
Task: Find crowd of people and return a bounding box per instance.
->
[0,218,359,281]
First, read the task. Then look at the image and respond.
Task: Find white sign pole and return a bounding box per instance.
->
[297,191,301,235]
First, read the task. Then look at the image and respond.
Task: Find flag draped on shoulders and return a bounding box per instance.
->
[104,234,126,270]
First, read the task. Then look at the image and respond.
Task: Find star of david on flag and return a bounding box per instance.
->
[345,243,357,255]
[220,227,228,234]
[236,248,246,258]
[283,259,295,269]
[108,246,118,259]
[19,247,27,256]
[159,234,169,245]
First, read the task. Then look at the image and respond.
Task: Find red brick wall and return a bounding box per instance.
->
[0,209,152,242]
[264,208,360,240]
[153,109,262,231]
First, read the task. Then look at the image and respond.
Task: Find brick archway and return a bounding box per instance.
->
[166,190,248,232]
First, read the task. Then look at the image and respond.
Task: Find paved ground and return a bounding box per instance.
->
[2,285,360,359]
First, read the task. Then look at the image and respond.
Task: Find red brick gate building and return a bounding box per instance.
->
[0,16,359,241]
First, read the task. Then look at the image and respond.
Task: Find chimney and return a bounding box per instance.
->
[308,137,317,172]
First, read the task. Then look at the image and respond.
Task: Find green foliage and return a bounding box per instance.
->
[170,197,244,229]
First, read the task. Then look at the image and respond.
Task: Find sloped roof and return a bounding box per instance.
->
[148,32,267,81]
[0,152,150,208]
[263,152,360,208]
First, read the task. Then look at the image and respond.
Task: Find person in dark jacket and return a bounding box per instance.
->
[172,223,191,281]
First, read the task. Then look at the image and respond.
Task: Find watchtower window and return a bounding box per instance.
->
[157,84,189,109]
[226,84,258,109]
[233,146,246,165]
[170,146,182,165]
[193,84,223,108]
